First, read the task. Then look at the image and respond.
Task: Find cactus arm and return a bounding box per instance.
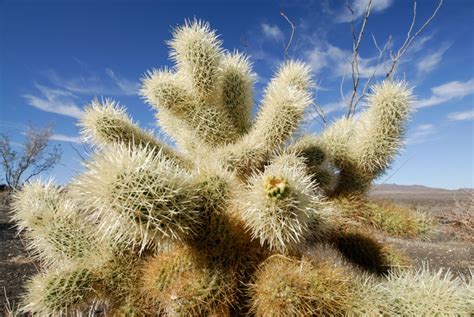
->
[218,61,313,178]
[140,19,242,148]
[70,144,203,251]
[11,181,111,268]
[21,266,97,316]
[217,51,254,133]
[287,134,338,193]
[351,81,412,179]
[168,19,222,101]
[239,153,327,253]
[80,99,187,167]
[316,81,412,195]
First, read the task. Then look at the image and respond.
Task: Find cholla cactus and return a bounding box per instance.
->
[11,20,472,316]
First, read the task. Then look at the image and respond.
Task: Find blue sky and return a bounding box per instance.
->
[0,0,473,189]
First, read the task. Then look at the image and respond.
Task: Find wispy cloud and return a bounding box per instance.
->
[105,69,138,95]
[24,64,138,118]
[406,123,436,145]
[447,109,474,121]
[306,43,385,78]
[409,34,435,54]
[50,134,82,143]
[45,68,138,96]
[414,78,474,109]
[337,0,393,23]
[321,101,346,115]
[261,23,284,41]
[23,84,84,118]
[416,44,450,74]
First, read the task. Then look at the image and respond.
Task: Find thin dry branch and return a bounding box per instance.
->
[280,11,295,60]
[339,0,442,120]
[386,0,443,78]
[352,33,391,107]
[310,102,328,127]
[0,124,62,188]
[345,0,373,118]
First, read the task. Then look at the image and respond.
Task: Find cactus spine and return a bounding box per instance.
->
[11,20,471,316]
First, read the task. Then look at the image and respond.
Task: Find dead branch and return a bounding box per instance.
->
[386,0,443,78]
[345,0,373,118]
[0,124,62,188]
[280,11,295,60]
[339,0,442,119]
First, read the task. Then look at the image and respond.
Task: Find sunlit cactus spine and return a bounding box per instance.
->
[317,81,412,195]
[240,153,327,253]
[11,19,472,316]
[11,181,112,269]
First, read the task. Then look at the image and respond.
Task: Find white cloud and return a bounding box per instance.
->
[105,69,138,95]
[306,43,385,78]
[406,123,436,145]
[447,109,474,121]
[23,84,84,119]
[409,34,435,54]
[24,65,138,118]
[337,0,393,23]
[50,134,82,143]
[261,23,284,41]
[322,101,346,114]
[414,78,474,109]
[45,68,137,96]
[416,44,450,74]
[306,45,343,73]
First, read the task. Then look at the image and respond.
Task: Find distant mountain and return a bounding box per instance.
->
[370,183,472,202]
[374,183,453,193]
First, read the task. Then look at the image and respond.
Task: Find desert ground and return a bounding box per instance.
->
[0,184,472,314]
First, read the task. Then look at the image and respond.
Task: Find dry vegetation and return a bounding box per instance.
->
[333,197,433,238]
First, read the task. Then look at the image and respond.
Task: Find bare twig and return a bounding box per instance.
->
[353,34,391,107]
[345,0,373,118]
[280,11,295,60]
[308,78,328,126]
[69,142,89,163]
[311,102,328,127]
[386,0,443,78]
[336,0,441,122]
[0,124,62,188]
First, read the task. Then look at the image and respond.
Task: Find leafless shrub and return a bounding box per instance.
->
[0,124,62,189]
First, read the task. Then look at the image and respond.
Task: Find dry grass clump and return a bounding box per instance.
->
[249,255,353,316]
[380,244,411,268]
[334,197,432,238]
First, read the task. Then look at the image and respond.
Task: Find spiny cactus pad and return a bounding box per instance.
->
[11,19,472,316]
